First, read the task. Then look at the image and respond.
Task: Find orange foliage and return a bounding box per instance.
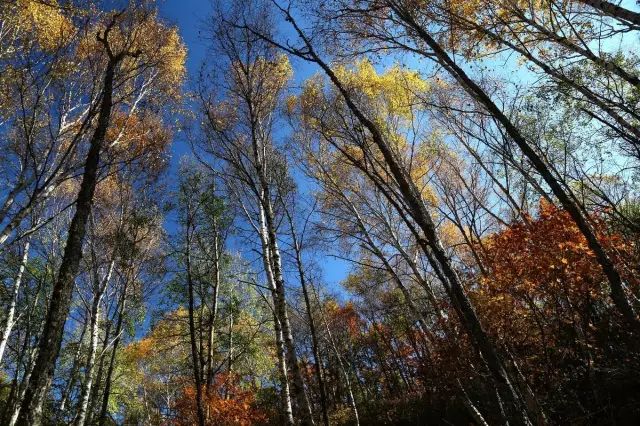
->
[173,373,266,426]
[474,200,639,358]
[327,301,363,338]
[106,109,171,171]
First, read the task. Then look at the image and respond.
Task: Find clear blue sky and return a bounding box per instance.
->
[155,0,640,298]
[157,0,352,293]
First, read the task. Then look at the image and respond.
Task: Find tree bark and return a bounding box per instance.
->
[97,277,129,426]
[0,240,30,365]
[75,259,114,426]
[263,195,316,426]
[258,207,295,425]
[286,209,330,426]
[576,0,640,26]
[249,98,314,423]
[16,53,120,426]
[74,300,101,426]
[206,217,221,388]
[186,223,206,426]
[388,2,640,332]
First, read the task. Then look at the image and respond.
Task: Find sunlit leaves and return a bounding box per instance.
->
[14,0,75,52]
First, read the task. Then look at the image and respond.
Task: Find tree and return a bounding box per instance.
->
[15,2,185,423]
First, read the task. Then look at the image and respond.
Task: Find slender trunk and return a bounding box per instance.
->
[85,310,112,426]
[0,240,30,365]
[264,198,315,425]
[2,327,29,424]
[258,209,295,425]
[251,126,315,424]
[348,201,432,339]
[458,380,490,426]
[7,292,43,426]
[74,300,101,426]
[2,364,20,424]
[575,0,640,26]
[206,221,220,388]
[224,308,234,400]
[243,64,315,421]
[392,3,639,332]
[98,278,129,426]
[317,290,360,426]
[75,258,114,426]
[8,345,38,426]
[58,320,89,414]
[186,229,206,426]
[16,56,119,426]
[286,211,330,426]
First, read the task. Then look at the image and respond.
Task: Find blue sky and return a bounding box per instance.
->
[155,0,640,294]
[157,0,353,294]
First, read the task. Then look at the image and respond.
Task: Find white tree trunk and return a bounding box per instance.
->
[0,240,30,365]
[8,342,39,426]
[75,260,114,426]
[319,296,360,426]
[258,208,294,425]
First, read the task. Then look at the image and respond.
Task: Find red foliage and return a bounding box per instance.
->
[172,373,267,426]
[471,202,640,385]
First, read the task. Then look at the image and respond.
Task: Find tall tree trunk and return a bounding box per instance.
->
[224,308,234,400]
[258,208,295,425]
[85,306,113,426]
[74,300,101,426]
[263,197,315,426]
[8,289,43,426]
[58,320,89,415]
[387,1,640,334]
[75,259,114,426]
[347,200,432,339]
[186,227,206,426]
[0,240,30,365]
[285,209,330,426]
[98,277,129,426]
[16,54,120,426]
[576,0,640,26]
[2,327,29,424]
[316,289,360,426]
[8,344,38,426]
[206,219,220,388]
[249,108,315,424]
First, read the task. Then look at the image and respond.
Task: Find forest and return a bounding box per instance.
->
[0,0,639,424]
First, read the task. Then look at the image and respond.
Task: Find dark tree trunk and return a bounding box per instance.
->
[186,229,206,426]
[576,0,640,26]
[388,3,640,333]
[16,58,118,426]
[286,210,330,426]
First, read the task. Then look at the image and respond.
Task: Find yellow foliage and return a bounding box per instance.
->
[16,0,75,51]
[333,60,429,119]
[231,54,292,112]
[295,60,448,206]
[77,9,186,97]
[106,109,172,171]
